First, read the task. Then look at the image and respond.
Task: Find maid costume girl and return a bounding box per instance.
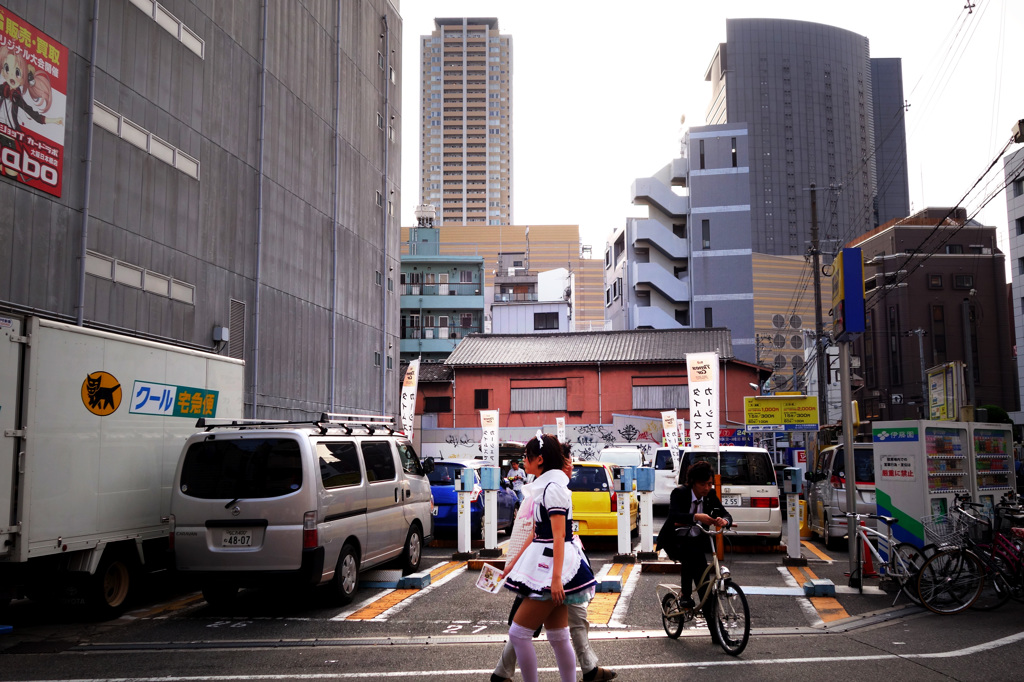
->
[504,467,596,603]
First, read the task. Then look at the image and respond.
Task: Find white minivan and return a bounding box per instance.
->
[170,414,434,609]
[678,446,782,544]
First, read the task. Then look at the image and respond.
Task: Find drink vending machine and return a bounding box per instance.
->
[871,420,1016,548]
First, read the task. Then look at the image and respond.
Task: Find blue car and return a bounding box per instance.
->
[428,459,519,536]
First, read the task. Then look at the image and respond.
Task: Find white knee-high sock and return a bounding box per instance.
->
[547,626,577,682]
[508,622,538,682]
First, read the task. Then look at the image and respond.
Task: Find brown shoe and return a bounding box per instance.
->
[582,667,617,681]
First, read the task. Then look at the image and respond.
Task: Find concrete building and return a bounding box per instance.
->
[705,18,910,255]
[849,208,1016,421]
[491,267,573,334]
[418,17,512,226]
[0,0,402,419]
[1005,147,1024,423]
[401,223,606,331]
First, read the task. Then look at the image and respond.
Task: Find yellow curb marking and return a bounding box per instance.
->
[801,540,833,562]
[345,561,467,620]
[587,564,632,625]
[129,593,205,619]
[809,596,849,622]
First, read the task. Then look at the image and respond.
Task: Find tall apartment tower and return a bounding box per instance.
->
[419,18,513,226]
[705,18,909,256]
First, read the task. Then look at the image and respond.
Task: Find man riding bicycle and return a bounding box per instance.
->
[657,461,733,615]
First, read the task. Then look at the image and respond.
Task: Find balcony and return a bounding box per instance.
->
[399,324,481,356]
[631,177,689,218]
[633,304,686,329]
[634,219,688,260]
[401,281,484,309]
[632,262,689,302]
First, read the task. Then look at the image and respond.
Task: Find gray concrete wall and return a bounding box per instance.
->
[0,0,402,419]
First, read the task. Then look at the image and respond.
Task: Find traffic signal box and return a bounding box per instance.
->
[831,247,865,342]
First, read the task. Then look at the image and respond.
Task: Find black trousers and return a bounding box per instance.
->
[677,535,709,595]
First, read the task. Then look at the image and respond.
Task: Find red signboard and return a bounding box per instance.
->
[0,7,68,197]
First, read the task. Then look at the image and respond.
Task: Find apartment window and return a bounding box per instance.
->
[731,137,737,167]
[387,278,394,292]
[928,274,942,289]
[945,244,963,254]
[704,307,713,328]
[386,356,393,370]
[699,139,705,169]
[423,397,451,413]
[612,279,619,300]
[1014,178,1024,198]
[953,274,974,290]
[375,271,382,286]
[534,312,558,330]
[1017,217,1024,236]
[378,51,385,69]
[460,313,473,328]
[474,389,489,410]
[374,351,381,367]
[605,248,611,269]
[375,191,383,206]
[376,113,384,129]
[701,220,711,250]
[1019,257,1024,276]
[931,305,946,364]
[605,288,611,307]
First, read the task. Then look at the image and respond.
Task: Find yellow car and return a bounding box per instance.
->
[568,461,638,537]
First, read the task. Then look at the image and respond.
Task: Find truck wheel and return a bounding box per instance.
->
[202,582,239,611]
[87,551,135,619]
[400,524,423,575]
[330,543,359,605]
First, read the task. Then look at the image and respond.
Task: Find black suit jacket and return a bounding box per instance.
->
[656,485,733,561]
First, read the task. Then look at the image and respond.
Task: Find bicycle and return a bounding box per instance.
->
[915,500,986,615]
[943,493,1024,611]
[657,525,750,656]
[844,512,930,606]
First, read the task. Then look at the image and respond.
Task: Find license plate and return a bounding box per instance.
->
[221,529,253,547]
[572,521,579,532]
[721,495,741,507]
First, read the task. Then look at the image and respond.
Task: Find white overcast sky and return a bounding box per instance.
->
[398,0,1024,256]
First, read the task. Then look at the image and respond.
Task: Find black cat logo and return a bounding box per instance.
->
[81,371,122,416]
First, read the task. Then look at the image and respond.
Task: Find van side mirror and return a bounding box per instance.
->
[804,472,820,483]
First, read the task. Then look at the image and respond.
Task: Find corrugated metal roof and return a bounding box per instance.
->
[445,329,733,367]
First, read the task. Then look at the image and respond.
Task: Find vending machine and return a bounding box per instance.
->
[872,420,1016,549]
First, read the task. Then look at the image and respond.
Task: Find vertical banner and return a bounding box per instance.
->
[686,352,720,452]
[0,7,68,197]
[556,417,565,443]
[400,359,420,439]
[661,410,679,450]
[480,410,499,465]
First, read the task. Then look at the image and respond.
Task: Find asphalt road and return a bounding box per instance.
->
[2,515,1024,681]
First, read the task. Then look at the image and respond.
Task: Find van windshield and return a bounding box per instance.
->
[684,452,776,486]
[832,448,875,484]
[179,438,302,499]
[427,462,476,487]
[654,450,674,470]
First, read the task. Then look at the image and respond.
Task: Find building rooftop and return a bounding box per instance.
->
[445,328,733,367]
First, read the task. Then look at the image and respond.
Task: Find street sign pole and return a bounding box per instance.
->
[841,341,859,586]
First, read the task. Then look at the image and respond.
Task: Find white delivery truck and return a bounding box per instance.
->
[0,315,244,616]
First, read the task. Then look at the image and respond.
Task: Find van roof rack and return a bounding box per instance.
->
[195,413,398,436]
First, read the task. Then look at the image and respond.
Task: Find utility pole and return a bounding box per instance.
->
[906,329,928,418]
[810,184,827,419]
[962,298,976,407]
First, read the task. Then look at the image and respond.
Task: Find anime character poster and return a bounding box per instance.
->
[0,8,68,197]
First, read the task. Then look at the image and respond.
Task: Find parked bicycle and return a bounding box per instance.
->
[844,511,930,606]
[657,525,750,656]
[945,493,1024,611]
[915,497,987,614]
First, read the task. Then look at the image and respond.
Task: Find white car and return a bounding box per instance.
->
[652,447,678,507]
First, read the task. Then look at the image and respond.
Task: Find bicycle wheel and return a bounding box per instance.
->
[970,548,1012,611]
[916,548,985,615]
[709,580,750,656]
[661,593,683,639]
[891,542,928,605]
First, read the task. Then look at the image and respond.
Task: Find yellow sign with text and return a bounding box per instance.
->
[744,395,819,432]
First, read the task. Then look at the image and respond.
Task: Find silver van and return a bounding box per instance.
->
[805,443,876,550]
[679,446,782,544]
[169,414,434,608]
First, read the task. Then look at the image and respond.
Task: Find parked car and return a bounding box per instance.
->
[428,459,519,536]
[597,446,646,469]
[805,443,876,550]
[568,461,638,536]
[170,415,434,609]
[652,447,679,507]
[679,446,782,544]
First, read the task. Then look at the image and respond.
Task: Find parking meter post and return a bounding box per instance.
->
[612,466,636,563]
[635,467,657,561]
[782,467,807,566]
[452,468,478,561]
[479,466,502,559]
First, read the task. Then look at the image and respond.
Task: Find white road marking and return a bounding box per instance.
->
[605,562,641,629]
[13,628,1024,680]
[777,565,824,627]
[331,561,467,622]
